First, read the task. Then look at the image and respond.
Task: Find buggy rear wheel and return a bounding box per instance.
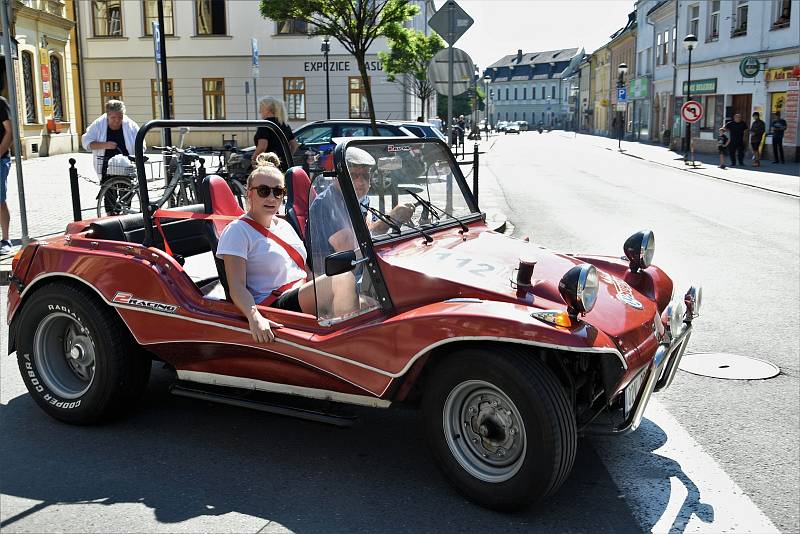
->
[421,348,577,511]
[15,283,151,424]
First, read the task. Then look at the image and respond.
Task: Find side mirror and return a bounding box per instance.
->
[325,250,358,276]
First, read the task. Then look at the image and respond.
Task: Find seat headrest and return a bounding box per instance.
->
[202,174,244,236]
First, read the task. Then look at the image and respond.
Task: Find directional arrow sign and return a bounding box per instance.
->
[681,100,703,124]
[428,0,474,45]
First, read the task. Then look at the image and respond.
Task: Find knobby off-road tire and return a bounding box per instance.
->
[421,348,577,511]
[15,282,151,424]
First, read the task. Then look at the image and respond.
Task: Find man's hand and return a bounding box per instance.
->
[388,203,415,225]
[105,141,118,150]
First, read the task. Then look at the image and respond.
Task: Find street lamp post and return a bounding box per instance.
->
[483,75,492,138]
[321,36,331,119]
[617,62,628,151]
[683,34,698,166]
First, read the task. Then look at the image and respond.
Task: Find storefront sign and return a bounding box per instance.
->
[629,77,648,100]
[682,78,717,95]
[765,65,800,82]
[39,48,53,118]
[304,60,383,72]
[739,56,761,78]
[784,81,798,145]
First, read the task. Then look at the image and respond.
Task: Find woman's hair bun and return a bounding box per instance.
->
[254,152,281,168]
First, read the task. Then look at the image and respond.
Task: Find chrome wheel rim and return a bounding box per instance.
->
[33,312,96,399]
[443,380,527,483]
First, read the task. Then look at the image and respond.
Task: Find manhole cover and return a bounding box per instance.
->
[679,353,780,380]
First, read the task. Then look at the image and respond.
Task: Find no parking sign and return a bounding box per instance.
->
[681,100,703,124]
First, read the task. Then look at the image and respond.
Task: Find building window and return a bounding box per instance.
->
[551,85,555,99]
[92,0,123,37]
[523,111,526,121]
[100,79,123,111]
[505,88,509,100]
[672,26,676,55]
[21,51,37,123]
[773,0,791,28]
[513,112,517,121]
[733,0,748,36]
[514,87,517,100]
[656,33,662,65]
[708,1,720,40]
[143,0,174,35]
[688,4,700,36]
[277,18,309,35]
[663,30,669,65]
[701,95,717,130]
[349,76,369,118]
[202,78,225,119]
[50,55,64,121]
[522,87,526,100]
[283,77,306,120]
[541,86,545,99]
[196,0,226,35]
[151,79,174,118]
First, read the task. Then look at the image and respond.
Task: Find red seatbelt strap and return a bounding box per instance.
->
[152,209,239,257]
[238,216,306,272]
[258,278,304,307]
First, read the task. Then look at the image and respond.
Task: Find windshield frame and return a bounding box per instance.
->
[332,137,482,247]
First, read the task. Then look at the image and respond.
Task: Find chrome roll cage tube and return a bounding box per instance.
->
[592,288,698,436]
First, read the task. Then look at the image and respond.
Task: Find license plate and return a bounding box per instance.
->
[624,371,647,418]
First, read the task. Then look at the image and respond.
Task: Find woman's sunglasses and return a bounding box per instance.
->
[249,185,286,198]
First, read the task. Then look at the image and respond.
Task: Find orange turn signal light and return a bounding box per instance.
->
[531,310,574,328]
[11,248,24,272]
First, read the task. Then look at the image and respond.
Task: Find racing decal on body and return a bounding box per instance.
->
[112,292,179,313]
[387,145,411,152]
[597,271,644,309]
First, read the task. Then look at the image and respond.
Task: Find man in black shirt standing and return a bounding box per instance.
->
[771,111,787,164]
[724,113,748,167]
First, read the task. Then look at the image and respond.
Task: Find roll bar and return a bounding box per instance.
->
[134,120,293,245]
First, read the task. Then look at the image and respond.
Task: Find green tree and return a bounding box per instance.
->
[259,0,418,133]
[378,29,444,121]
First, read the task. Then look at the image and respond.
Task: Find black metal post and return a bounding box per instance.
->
[618,75,624,151]
[322,38,331,119]
[69,159,81,222]
[685,47,693,165]
[472,143,479,207]
[157,0,172,145]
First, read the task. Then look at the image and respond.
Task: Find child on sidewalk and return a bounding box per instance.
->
[718,127,730,169]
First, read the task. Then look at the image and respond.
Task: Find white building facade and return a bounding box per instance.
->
[76,0,433,146]
[672,0,799,157]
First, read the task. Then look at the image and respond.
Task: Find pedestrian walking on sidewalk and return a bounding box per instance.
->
[724,114,748,167]
[253,96,298,171]
[749,112,766,167]
[0,94,13,255]
[717,127,730,169]
[770,111,787,164]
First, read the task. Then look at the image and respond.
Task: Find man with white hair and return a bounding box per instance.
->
[82,100,143,180]
[309,146,414,268]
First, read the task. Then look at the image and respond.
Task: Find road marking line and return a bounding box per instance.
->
[593,399,778,533]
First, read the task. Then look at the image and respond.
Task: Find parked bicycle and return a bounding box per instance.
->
[95,153,141,217]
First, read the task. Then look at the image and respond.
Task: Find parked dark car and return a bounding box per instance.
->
[388,121,447,142]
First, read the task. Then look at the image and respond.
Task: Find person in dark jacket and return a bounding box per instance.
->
[724,114,748,167]
[770,111,787,164]
[749,112,766,167]
[253,96,299,171]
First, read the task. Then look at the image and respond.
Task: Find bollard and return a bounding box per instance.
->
[69,158,81,221]
[472,144,479,208]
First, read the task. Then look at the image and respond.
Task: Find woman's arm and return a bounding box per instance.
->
[252,139,268,165]
[223,254,283,342]
[289,139,299,154]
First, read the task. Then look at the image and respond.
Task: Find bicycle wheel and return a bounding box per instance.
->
[97,177,141,217]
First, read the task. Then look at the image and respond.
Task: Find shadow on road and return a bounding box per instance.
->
[0,366,641,532]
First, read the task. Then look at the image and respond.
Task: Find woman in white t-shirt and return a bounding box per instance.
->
[216,153,319,343]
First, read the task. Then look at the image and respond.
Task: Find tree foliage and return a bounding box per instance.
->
[259,0,419,132]
[378,29,444,121]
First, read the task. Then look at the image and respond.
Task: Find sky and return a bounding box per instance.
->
[432,0,637,70]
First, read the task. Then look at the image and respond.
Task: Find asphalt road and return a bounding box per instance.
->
[2,132,797,532]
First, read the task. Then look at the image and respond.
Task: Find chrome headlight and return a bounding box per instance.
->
[623,230,655,272]
[666,299,687,337]
[558,264,599,316]
[684,285,702,319]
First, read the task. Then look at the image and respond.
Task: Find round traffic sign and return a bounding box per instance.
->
[681,100,703,123]
[427,47,475,97]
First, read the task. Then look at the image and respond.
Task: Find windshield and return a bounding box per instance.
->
[343,140,479,241]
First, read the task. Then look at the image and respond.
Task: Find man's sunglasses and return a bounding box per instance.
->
[249,185,286,198]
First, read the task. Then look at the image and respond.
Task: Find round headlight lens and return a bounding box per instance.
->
[667,300,686,336]
[559,264,599,315]
[623,230,655,271]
